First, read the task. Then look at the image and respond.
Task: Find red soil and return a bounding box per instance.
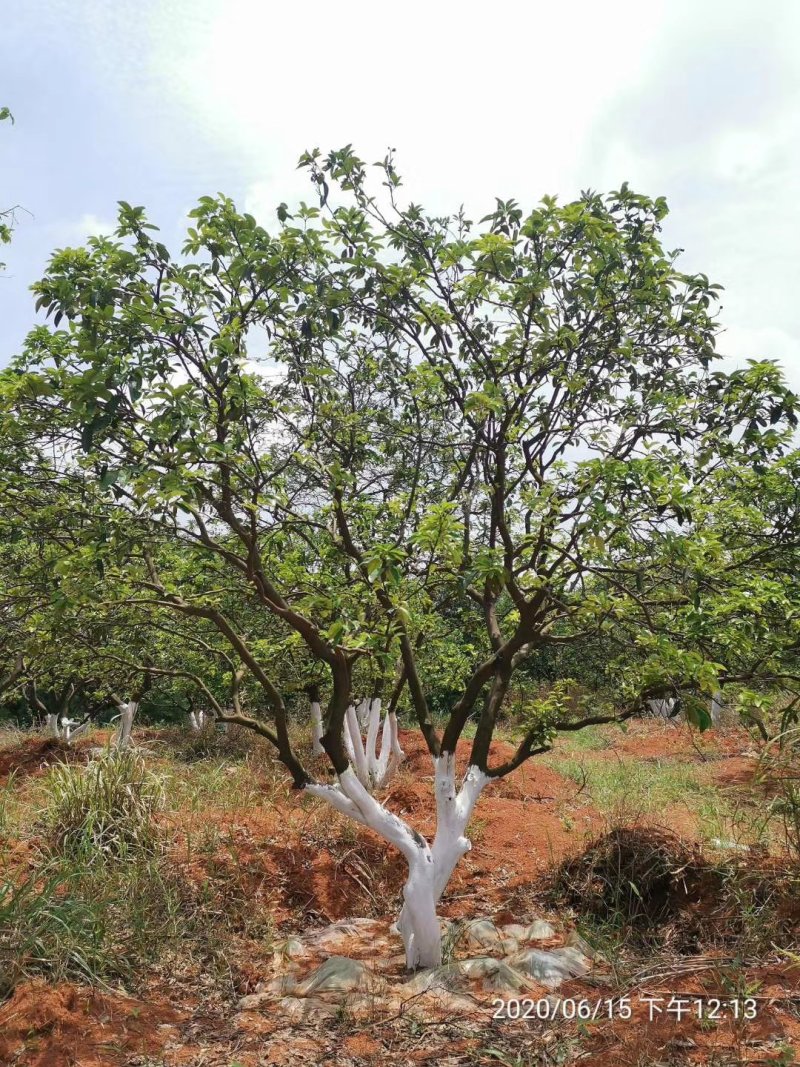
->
[0,980,182,1067]
[1,719,795,1066]
[563,960,800,1066]
[0,735,97,785]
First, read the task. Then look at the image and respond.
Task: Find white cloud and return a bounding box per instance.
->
[50,213,116,244]
[152,0,670,212]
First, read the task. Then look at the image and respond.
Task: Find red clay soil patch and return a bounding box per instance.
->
[0,980,183,1067]
[566,961,800,1066]
[558,718,755,764]
[703,754,761,789]
[0,735,98,785]
[169,802,409,928]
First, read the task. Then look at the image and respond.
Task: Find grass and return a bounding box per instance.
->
[1,750,192,995]
[0,769,20,840]
[0,732,286,998]
[0,871,121,995]
[547,723,615,753]
[547,751,718,819]
[37,748,164,859]
[160,755,280,814]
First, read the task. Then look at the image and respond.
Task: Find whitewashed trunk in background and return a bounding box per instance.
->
[342,698,405,791]
[647,694,724,727]
[307,755,488,970]
[188,709,207,732]
[62,718,89,744]
[711,691,724,725]
[113,700,138,750]
[310,701,325,755]
[647,698,676,719]
[45,714,88,745]
[355,697,370,730]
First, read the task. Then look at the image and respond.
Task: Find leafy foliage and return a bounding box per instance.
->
[1,147,797,786]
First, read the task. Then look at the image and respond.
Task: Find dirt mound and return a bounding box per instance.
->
[0,979,182,1067]
[550,825,709,927]
[0,735,99,784]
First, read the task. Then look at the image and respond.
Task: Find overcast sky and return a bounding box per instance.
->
[2,0,799,386]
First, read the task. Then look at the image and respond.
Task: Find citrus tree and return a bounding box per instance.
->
[4,149,797,967]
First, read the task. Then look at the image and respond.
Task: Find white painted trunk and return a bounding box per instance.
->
[355,697,370,730]
[374,710,405,789]
[647,695,724,728]
[365,698,381,781]
[647,698,676,719]
[188,709,207,732]
[62,718,89,744]
[113,701,138,750]
[307,755,488,970]
[310,700,324,756]
[342,699,406,792]
[396,755,488,966]
[46,714,88,744]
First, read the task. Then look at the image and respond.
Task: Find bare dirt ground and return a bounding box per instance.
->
[0,719,798,1065]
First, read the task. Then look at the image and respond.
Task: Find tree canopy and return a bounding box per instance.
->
[2,148,799,965]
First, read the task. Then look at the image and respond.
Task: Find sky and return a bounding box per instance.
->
[1,0,799,387]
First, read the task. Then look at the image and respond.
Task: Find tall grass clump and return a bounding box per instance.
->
[0,751,193,995]
[0,873,120,996]
[38,748,164,859]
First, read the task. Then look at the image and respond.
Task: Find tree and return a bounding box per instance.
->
[5,149,797,968]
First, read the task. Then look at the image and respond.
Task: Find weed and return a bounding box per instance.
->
[37,749,164,859]
[550,825,706,929]
[0,871,123,995]
[550,754,711,819]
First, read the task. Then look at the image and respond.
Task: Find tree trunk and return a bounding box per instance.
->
[711,690,724,726]
[113,700,138,750]
[63,718,89,744]
[306,754,488,970]
[342,699,405,791]
[188,709,207,732]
